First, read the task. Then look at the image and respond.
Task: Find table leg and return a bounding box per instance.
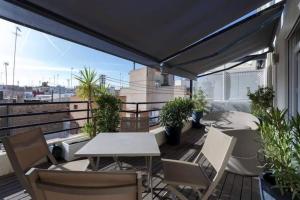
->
[147,156,153,199]
[96,157,100,169]
[113,156,122,169]
[88,157,97,171]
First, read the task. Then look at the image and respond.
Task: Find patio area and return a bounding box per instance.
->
[0,128,260,200]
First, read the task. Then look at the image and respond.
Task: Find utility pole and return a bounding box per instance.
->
[12,27,21,98]
[3,62,8,87]
[70,67,73,88]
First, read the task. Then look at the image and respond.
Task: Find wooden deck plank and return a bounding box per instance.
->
[219,173,236,200]
[230,175,244,200]
[0,128,261,200]
[241,177,252,200]
[251,177,261,200]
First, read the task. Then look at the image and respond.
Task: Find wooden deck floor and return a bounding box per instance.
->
[0,128,260,200]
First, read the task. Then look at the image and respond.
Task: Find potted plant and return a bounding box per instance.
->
[160,97,194,145]
[82,121,94,138]
[258,107,300,199]
[75,67,99,137]
[192,88,207,128]
[247,86,274,122]
[94,89,121,132]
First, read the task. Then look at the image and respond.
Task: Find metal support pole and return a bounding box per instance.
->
[12,27,21,98]
[189,80,193,99]
[147,156,153,199]
[135,103,139,119]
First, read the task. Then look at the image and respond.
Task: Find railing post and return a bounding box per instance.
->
[87,101,90,123]
[6,104,10,136]
[135,103,139,119]
[189,79,193,99]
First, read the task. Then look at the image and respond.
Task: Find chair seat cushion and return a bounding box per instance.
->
[49,159,89,171]
[162,160,210,189]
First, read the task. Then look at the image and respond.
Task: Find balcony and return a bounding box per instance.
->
[0,128,260,200]
[0,100,263,200]
[0,0,299,199]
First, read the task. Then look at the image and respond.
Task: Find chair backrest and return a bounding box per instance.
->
[199,127,236,200]
[26,168,142,200]
[2,128,56,193]
[120,117,149,132]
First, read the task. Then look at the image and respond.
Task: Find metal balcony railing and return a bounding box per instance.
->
[0,101,167,139]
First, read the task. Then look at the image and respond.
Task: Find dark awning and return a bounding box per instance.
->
[0,0,282,79]
[165,3,283,78]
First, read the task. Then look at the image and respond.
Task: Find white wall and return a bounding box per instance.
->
[273,0,300,109]
[120,67,188,111]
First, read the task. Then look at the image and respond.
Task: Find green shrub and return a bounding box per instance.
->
[160,97,194,128]
[82,121,94,138]
[94,93,121,132]
[193,88,208,112]
[259,107,300,199]
[248,86,275,119]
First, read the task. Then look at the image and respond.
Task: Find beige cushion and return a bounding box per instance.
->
[49,159,89,171]
[162,159,210,189]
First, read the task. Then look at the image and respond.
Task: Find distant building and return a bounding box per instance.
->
[119,66,189,117]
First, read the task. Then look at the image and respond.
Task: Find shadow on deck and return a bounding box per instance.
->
[0,128,260,200]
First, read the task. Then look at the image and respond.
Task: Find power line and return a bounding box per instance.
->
[107,79,188,95]
[107,78,187,94]
[106,76,187,92]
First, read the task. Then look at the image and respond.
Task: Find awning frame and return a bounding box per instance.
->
[161,1,284,65]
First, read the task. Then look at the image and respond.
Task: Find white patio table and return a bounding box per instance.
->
[75,132,161,199]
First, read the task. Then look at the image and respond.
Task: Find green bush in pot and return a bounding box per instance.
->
[94,92,121,133]
[81,121,94,138]
[160,97,194,145]
[192,88,207,127]
[258,107,300,199]
[247,86,274,120]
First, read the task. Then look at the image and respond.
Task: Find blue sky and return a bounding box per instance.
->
[0,18,141,87]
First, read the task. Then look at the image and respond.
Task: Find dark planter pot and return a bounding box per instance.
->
[259,172,293,200]
[165,126,182,145]
[192,111,203,128]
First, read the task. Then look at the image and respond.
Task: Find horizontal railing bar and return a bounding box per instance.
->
[0,101,89,106]
[120,110,136,113]
[44,126,83,135]
[138,109,162,113]
[121,101,167,105]
[149,123,160,127]
[149,116,159,120]
[120,109,162,113]
[0,101,166,106]
[0,117,91,131]
[0,109,89,118]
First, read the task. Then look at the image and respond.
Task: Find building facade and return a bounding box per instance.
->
[119,67,189,113]
[270,0,300,116]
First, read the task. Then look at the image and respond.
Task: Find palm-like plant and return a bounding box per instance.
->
[74,67,99,137]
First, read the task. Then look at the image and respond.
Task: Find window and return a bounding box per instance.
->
[288,23,300,116]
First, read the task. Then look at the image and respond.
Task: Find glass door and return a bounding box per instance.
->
[288,24,300,116]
